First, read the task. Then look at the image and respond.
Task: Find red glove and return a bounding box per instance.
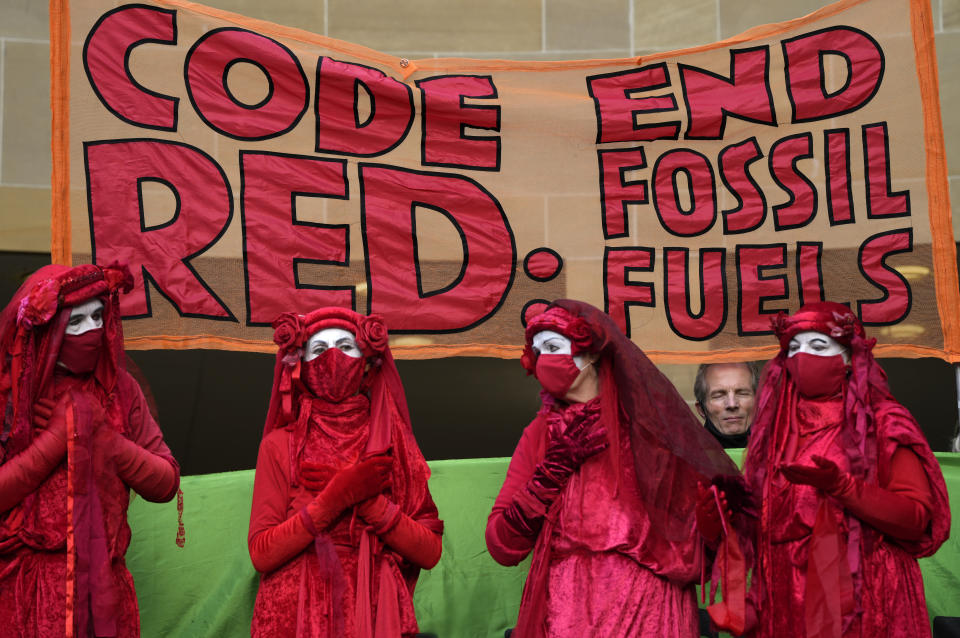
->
[304,456,393,530]
[299,459,334,492]
[358,495,442,569]
[696,482,730,545]
[97,427,179,502]
[0,404,68,513]
[502,403,606,538]
[781,455,842,492]
[32,398,57,429]
[782,451,933,541]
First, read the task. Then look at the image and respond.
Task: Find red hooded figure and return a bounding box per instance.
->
[0,263,181,638]
[486,300,743,637]
[736,302,950,638]
[248,307,442,638]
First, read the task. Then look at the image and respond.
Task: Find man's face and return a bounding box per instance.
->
[697,363,756,435]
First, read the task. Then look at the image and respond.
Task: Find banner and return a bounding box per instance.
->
[51,0,959,361]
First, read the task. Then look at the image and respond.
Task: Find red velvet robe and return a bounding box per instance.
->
[487,404,702,637]
[0,370,180,638]
[752,394,947,638]
[249,395,439,638]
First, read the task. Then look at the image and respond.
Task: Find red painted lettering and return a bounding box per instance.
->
[315,58,413,156]
[664,248,727,340]
[417,75,500,170]
[83,5,177,130]
[242,152,352,324]
[603,247,655,336]
[360,165,515,331]
[84,140,234,319]
[652,149,716,237]
[783,26,884,123]
[680,47,776,139]
[586,64,680,143]
[185,29,308,140]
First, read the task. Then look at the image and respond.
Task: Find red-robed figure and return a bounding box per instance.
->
[0,263,181,637]
[248,307,442,637]
[719,302,950,638]
[485,300,743,637]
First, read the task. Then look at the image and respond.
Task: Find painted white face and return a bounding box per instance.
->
[65,299,104,336]
[302,328,361,361]
[787,330,849,363]
[532,330,589,369]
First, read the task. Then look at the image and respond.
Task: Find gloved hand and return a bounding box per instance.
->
[780,455,842,492]
[541,401,607,484]
[299,459,334,492]
[304,456,393,530]
[0,400,69,513]
[358,495,443,568]
[781,451,933,541]
[95,426,179,502]
[696,481,730,544]
[502,402,606,538]
[32,397,57,429]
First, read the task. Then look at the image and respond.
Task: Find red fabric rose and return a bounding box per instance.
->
[272,312,303,353]
[356,314,389,354]
[103,262,135,294]
[520,344,536,375]
[17,278,60,328]
[566,317,594,354]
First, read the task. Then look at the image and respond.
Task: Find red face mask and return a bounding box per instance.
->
[302,348,365,402]
[59,328,103,375]
[535,354,581,398]
[785,352,848,398]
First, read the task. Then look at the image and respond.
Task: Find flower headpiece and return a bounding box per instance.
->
[770,301,865,352]
[271,307,390,365]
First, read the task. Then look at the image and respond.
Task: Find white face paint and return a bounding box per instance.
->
[787,330,849,363]
[65,299,104,336]
[532,330,589,369]
[302,328,361,361]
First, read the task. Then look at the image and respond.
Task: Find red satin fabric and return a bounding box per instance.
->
[0,369,180,638]
[749,390,948,638]
[487,401,701,637]
[249,395,440,638]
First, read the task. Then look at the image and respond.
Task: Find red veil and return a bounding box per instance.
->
[531,300,744,536]
[512,300,745,636]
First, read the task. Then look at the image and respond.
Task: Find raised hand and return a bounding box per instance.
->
[543,402,607,479]
[323,455,393,511]
[780,455,842,492]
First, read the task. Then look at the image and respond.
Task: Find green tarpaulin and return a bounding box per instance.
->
[127,454,960,637]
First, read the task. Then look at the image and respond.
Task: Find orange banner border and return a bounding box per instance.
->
[51,0,959,362]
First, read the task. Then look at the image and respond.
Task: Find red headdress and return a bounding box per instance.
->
[0,263,133,458]
[263,307,409,486]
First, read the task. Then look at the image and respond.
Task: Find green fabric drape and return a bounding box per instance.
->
[126,454,959,637]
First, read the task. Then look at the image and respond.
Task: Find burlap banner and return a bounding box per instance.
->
[51,0,959,361]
